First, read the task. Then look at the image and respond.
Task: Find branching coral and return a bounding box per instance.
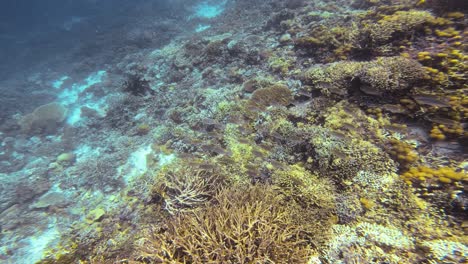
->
[151,162,227,214]
[136,185,313,263]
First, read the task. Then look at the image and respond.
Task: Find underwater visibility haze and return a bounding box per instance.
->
[0,0,467,263]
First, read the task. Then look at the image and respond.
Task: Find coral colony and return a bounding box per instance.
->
[0,0,466,263]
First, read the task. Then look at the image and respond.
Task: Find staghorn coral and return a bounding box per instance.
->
[151,161,227,214]
[135,185,314,263]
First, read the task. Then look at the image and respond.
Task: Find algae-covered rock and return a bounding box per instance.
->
[56,152,75,163]
[86,208,106,223]
[31,192,69,209]
[18,102,68,134]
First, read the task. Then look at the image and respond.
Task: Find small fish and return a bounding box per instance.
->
[315,81,343,95]
[296,90,312,98]
[315,81,333,90]
[245,163,258,171]
[359,84,382,96]
[286,135,306,146]
[412,94,451,108]
[381,104,407,114]
[206,131,222,139]
[237,125,254,135]
[259,144,274,151]
[341,104,358,115]
[245,103,263,112]
[237,138,251,144]
[246,169,259,178]
[252,149,265,158]
[290,100,312,108]
[384,124,408,133]
[330,130,348,140]
[328,86,348,96]
[227,115,244,124]
[201,144,228,155]
[270,132,285,141]
[340,123,356,132]
[268,160,286,170]
[202,118,220,126]
[179,153,196,160]
[331,149,348,160]
[214,157,232,166]
[425,115,459,126]
[198,163,217,170]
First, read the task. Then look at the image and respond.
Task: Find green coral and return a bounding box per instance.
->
[294,102,397,183]
[268,56,293,75]
[271,164,336,209]
[213,100,238,121]
[366,10,436,44]
[221,123,256,184]
[303,56,426,96]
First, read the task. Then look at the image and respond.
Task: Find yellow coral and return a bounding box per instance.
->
[401,166,467,185]
[388,139,419,166]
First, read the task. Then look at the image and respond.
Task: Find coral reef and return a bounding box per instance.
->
[150,160,228,214]
[135,185,322,263]
[1,0,467,263]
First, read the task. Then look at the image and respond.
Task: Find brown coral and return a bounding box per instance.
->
[136,185,314,263]
[247,83,293,110]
